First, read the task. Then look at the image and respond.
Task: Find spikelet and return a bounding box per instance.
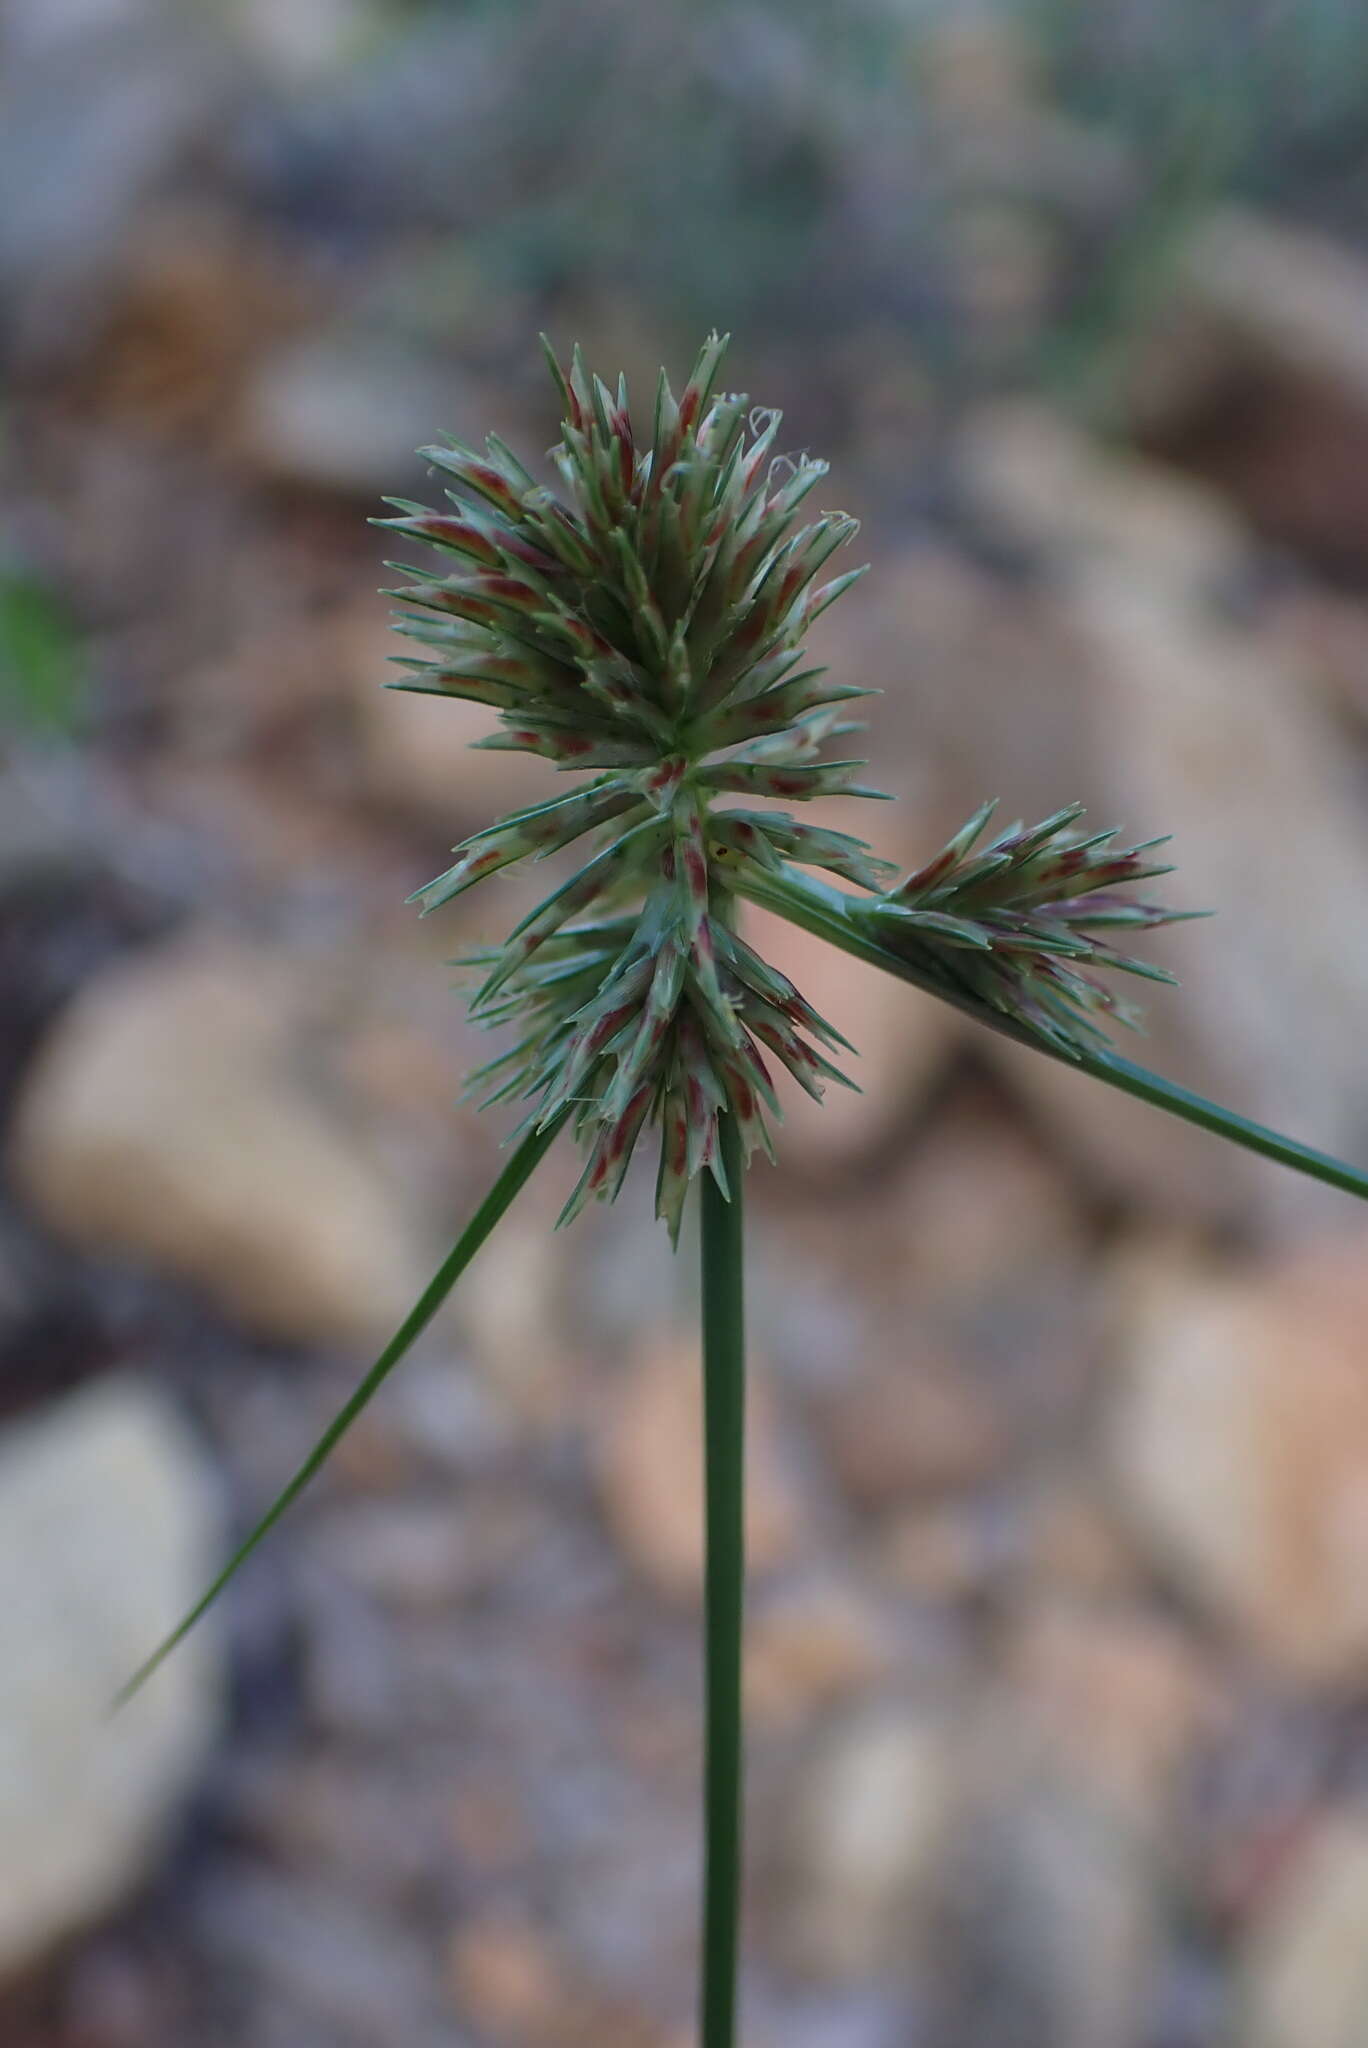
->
[858,800,1201,1056]
[383,335,885,1237]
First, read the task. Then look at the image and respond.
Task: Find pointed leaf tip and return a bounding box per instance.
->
[112,1115,566,1710]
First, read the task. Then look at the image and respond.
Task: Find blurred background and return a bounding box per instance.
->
[7,2,1368,2044]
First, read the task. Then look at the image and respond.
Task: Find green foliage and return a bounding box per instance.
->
[447,1,905,337]
[1035,0,1368,224]
[0,569,87,742]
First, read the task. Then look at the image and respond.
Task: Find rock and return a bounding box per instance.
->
[446,1910,666,2047]
[560,1165,681,1349]
[961,408,1368,1228]
[1002,1597,1220,1828]
[315,1496,474,1612]
[950,200,1059,370]
[738,900,961,1170]
[238,335,469,498]
[445,1771,533,1876]
[1122,209,1368,568]
[191,1866,441,2041]
[745,1575,892,1731]
[338,604,551,829]
[1242,1818,1368,2048]
[983,1030,1256,1229]
[872,1102,1095,1440]
[806,540,1090,817]
[296,1569,406,1742]
[918,12,1041,120]
[0,20,225,366]
[0,759,78,884]
[78,198,321,440]
[1072,570,1368,1228]
[960,399,1248,607]
[232,1752,437,1904]
[930,1604,1208,2048]
[386,1358,516,1476]
[882,1484,1141,1619]
[1267,584,1368,734]
[889,1104,1084,1314]
[594,1330,801,1604]
[1112,1233,1368,1683]
[446,1912,565,2044]
[233,0,383,82]
[878,1501,1004,1605]
[431,1208,571,1426]
[1025,1481,1147,1600]
[0,1376,220,1982]
[821,1351,1004,1511]
[944,1753,1162,2048]
[780,1707,959,1981]
[8,933,434,1349]
[1176,211,1368,397]
[55,1933,172,2048]
[5,0,163,57]
[804,533,1247,1217]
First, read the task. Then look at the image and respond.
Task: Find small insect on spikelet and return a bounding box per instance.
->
[380,334,1191,1235]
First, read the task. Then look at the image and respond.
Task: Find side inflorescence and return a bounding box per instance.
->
[859,798,1203,1057]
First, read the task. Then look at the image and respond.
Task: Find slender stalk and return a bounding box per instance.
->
[699,1112,746,2048]
[738,863,1368,1204]
[115,1113,566,1708]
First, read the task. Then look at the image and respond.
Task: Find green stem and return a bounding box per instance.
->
[700,1113,746,2048]
[738,864,1368,1204]
[114,1113,566,1709]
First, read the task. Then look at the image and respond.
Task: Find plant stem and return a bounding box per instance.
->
[115,1111,567,1708]
[700,1112,746,2048]
[738,863,1368,1204]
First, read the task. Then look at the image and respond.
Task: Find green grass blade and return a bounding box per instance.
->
[1070,1048,1368,1198]
[738,865,1368,1204]
[114,1114,567,1709]
[0,568,88,739]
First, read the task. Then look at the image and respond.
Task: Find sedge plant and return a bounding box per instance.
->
[121,335,1368,2046]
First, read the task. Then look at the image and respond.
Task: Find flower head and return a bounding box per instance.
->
[382,336,1192,1233]
[860,798,1201,1055]
[382,334,887,1235]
